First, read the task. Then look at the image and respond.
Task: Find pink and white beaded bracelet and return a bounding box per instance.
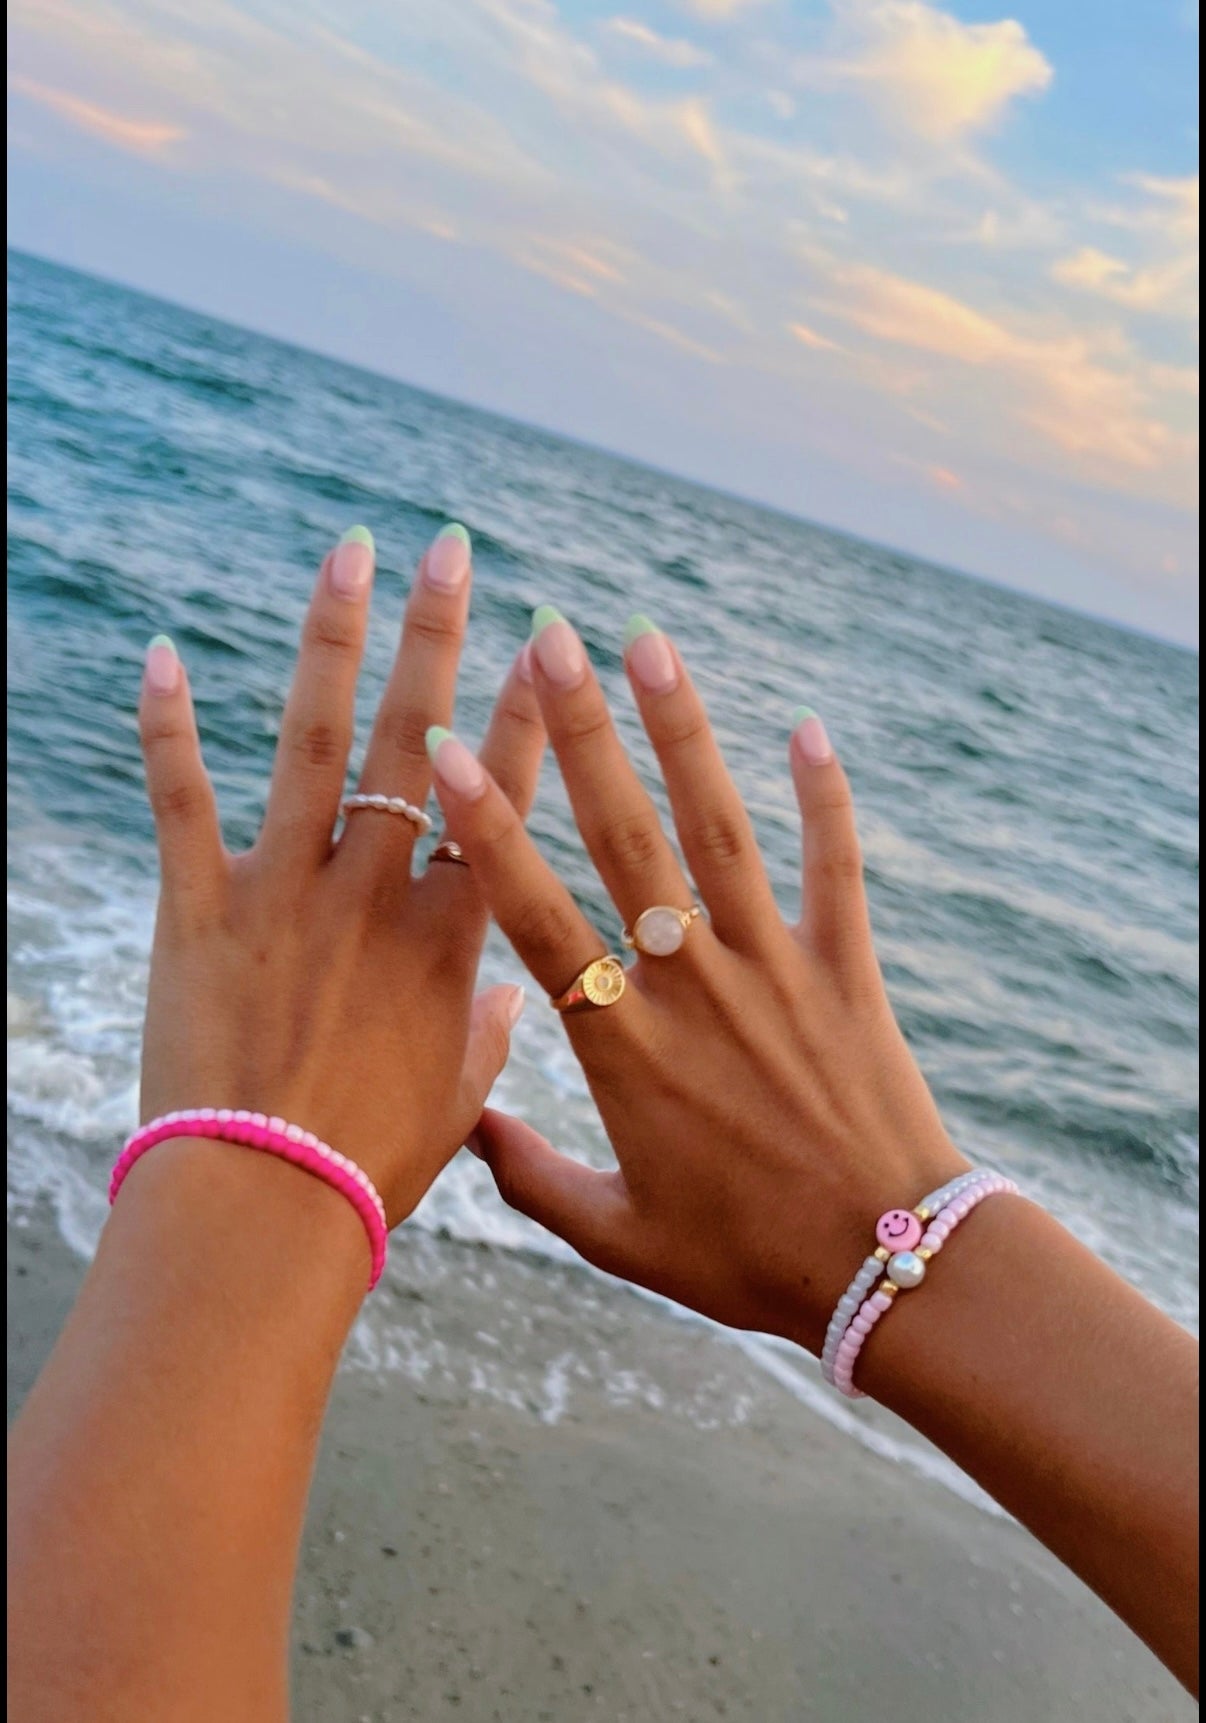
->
[821,1167,1019,1399]
[109,1111,390,1291]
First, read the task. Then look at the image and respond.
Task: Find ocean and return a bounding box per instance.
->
[7,248,1199,1448]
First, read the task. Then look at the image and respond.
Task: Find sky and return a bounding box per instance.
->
[7,1,1200,644]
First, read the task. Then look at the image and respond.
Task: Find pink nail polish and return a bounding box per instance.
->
[627,630,678,694]
[145,636,180,695]
[505,985,527,1027]
[792,709,834,766]
[532,619,587,689]
[516,641,534,684]
[330,539,373,599]
[424,526,470,592]
[426,728,487,799]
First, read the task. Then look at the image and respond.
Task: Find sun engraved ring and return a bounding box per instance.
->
[549,954,627,1014]
[621,904,702,957]
[340,793,433,835]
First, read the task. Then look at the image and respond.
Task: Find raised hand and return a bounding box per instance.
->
[138,525,541,1224]
[425,607,968,1351]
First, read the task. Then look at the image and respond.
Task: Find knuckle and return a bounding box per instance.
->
[556,703,613,750]
[657,708,710,754]
[593,811,664,878]
[150,778,204,823]
[812,843,864,892]
[288,719,346,771]
[304,613,361,656]
[685,810,748,871]
[377,705,430,767]
[405,608,463,649]
[510,894,585,964]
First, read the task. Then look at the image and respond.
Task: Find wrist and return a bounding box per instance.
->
[106,1133,370,1348]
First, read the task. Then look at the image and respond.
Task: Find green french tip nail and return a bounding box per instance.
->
[340,525,375,550]
[624,614,660,648]
[425,725,453,759]
[148,634,176,654]
[530,604,565,638]
[792,705,818,726]
[437,522,471,548]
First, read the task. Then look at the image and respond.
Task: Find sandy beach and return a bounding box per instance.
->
[7,1198,1192,1723]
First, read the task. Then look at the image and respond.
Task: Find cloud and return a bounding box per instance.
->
[817,263,1192,484]
[788,320,844,352]
[9,73,183,154]
[1054,174,1198,319]
[603,18,713,68]
[674,0,767,19]
[797,1,1053,141]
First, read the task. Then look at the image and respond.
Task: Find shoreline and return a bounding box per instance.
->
[7,1195,1192,1721]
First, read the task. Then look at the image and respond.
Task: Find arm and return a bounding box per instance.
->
[8,1146,364,1723]
[427,606,1199,1695]
[8,523,544,1722]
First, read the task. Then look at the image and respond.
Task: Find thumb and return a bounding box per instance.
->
[468,1106,633,1273]
[458,984,526,1121]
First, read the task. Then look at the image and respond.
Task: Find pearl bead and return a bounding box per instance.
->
[886,1250,927,1289]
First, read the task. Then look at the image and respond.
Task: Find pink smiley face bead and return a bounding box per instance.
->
[875,1209,923,1252]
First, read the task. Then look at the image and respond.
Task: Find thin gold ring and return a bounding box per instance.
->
[429,839,469,867]
[549,954,627,1014]
[621,904,702,957]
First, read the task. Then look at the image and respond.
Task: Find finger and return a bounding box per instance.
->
[258,528,374,868]
[623,617,780,951]
[477,644,545,819]
[346,524,472,845]
[469,1106,634,1273]
[528,607,691,929]
[789,707,873,978]
[139,635,224,900]
[425,727,613,999]
[456,984,527,1121]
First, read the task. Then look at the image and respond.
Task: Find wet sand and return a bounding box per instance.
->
[7,1203,1192,1722]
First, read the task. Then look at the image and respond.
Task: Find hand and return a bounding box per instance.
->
[137,525,541,1227]
[426,608,968,1352]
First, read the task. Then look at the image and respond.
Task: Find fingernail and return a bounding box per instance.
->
[145,634,180,695]
[424,523,471,592]
[464,1130,485,1160]
[624,614,678,694]
[504,984,527,1028]
[531,606,587,689]
[516,641,534,683]
[791,706,834,765]
[330,526,375,599]
[426,726,487,798]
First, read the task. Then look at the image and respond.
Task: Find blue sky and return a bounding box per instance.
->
[7,0,1200,642]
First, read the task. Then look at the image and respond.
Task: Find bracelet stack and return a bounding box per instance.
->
[822,1168,1019,1399]
[109,1110,390,1291]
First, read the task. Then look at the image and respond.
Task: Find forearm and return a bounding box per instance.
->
[8,1139,366,1723]
[855,1195,1198,1692]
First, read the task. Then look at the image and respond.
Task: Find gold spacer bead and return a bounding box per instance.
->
[916,1247,934,1261]
[874,1245,890,1262]
[880,1281,899,1297]
[916,1206,932,1222]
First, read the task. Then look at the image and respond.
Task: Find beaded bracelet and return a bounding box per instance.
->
[822,1168,1019,1399]
[109,1111,389,1291]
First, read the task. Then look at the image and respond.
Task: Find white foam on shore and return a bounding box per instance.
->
[5,843,1198,1522]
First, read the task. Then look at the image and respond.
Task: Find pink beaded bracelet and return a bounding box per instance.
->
[824,1168,1019,1399]
[109,1111,389,1291]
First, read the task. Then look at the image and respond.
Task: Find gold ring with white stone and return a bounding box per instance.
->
[621,904,702,957]
[549,954,627,1014]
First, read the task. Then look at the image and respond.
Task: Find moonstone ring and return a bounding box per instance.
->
[621,904,703,957]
